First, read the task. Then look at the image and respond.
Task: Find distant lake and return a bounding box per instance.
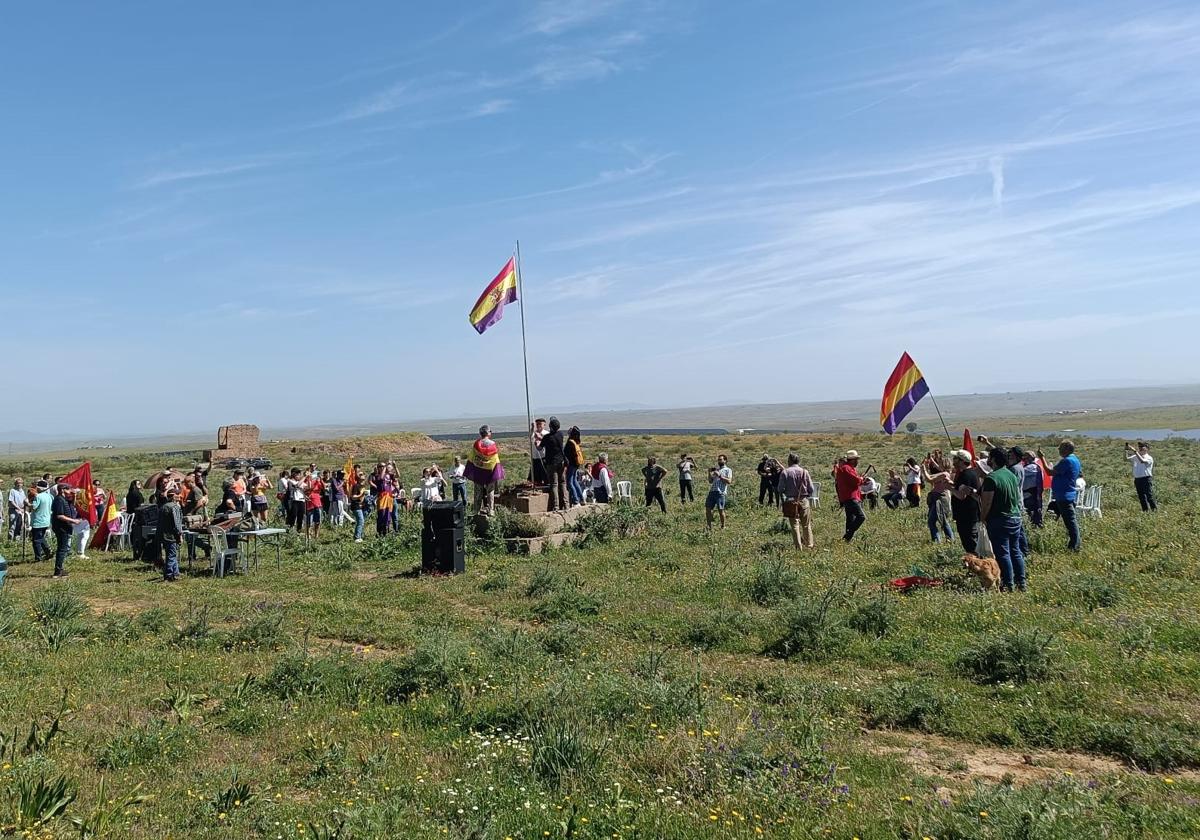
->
[1023,428,1200,441]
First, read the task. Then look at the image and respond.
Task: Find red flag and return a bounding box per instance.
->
[91,491,121,550]
[1036,455,1054,490]
[962,429,976,461]
[59,462,97,526]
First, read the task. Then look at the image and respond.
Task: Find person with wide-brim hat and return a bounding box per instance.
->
[832,450,871,542]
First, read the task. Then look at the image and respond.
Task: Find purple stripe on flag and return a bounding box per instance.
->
[882,378,929,434]
[471,287,518,334]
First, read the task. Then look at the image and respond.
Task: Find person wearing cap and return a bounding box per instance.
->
[29,480,53,562]
[832,451,869,542]
[979,447,1027,591]
[705,454,734,529]
[50,484,82,577]
[1124,442,1156,512]
[158,486,183,582]
[949,450,984,554]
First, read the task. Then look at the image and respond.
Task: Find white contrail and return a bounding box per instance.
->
[989,155,1005,207]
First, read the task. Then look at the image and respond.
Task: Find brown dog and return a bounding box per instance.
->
[963,553,1001,591]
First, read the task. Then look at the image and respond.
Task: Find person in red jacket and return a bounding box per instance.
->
[832,450,870,542]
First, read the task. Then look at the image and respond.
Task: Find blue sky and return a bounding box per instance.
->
[3,1,1200,435]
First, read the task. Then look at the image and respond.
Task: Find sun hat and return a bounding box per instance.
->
[951,449,973,462]
[845,450,860,459]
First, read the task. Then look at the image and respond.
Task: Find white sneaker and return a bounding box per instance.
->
[78,554,89,560]
[355,538,363,543]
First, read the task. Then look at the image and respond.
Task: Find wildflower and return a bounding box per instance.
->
[1164,778,1175,785]
[980,811,989,818]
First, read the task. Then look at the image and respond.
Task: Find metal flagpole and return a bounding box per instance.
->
[927,391,955,449]
[514,240,537,474]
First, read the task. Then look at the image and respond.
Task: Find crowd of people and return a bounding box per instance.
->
[2,426,1160,590]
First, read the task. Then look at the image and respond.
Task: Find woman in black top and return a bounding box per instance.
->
[125,480,144,513]
[950,451,983,554]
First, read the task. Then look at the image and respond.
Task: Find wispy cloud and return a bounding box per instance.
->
[526,0,628,36]
[472,98,514,117]
[133,161,270,189]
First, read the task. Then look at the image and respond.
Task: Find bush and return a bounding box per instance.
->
[572,506,648,545]
[379,635,469,703]
[1084,718,1200,771]
[847,589,897,639]
[762,586,850,661]
[539,622,581,657]
[97,721,189,769]
[263,652,369,703]
[682,608,747,650]
[1065,575,1120,612]
[532,589,601,621]
[527,715,603,786]
[221,607,287,651]
[955,628,1058,685]
[864,681,954,732]
[745,555,801,606]
[524,565,562,598]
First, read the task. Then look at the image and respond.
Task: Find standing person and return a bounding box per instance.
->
[591,455,614,504]
[564,427,585,507]
[704,455,734,530]
[320,470,333,518]
[420,467,444,505]
[50,484,81,578]
[450,456,468,505]
[1125,442,1156,512]
[275,470,289,521]
[883,470,904,509]
[231,470,248,512]
[1019,451,1045,528]
[71,487,92,560]
[642,457,668,513]
[833,451,868,543]
[250,471,270,524]
[125,479,144,514]
[978,447,1027,591]
[350,467,368,543]
[287,468,307,533]
[542,417,567,512]
[330,470,353,526]
[158,487,183,582]
[903,458,922,507]
[529,418,548,486]
[920,457,955,543]
[757,455,775,506]
[777,453,815,550]
[7,478,26,541]
[30,481,53,563]
[950,450,983,554]
[304,471,324,540]
[464,425,505,515]
[1040,440,1083,551]
[677,455,696,504]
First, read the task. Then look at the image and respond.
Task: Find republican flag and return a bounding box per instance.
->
[59,462,97,526]
[880,352,930,435]
[468,257,518,335]
[963,429,976,460]
[90,492,121,550]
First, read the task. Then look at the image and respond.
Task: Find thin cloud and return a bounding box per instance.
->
[133,161,269,189]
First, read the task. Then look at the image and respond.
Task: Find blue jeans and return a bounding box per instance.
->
[453,483,467,504]
[927,494,953,541]
[54,530,71,574]
[163,540,179,579]
[986,515,1026,590]
[566,464,583,505]
[32,527,50,561]
[1057,499,1081,550]
[354,509,365,540]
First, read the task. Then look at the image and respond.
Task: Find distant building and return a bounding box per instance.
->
[202,424,261,462]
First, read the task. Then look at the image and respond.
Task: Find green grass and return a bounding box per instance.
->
[0,432,1198,838]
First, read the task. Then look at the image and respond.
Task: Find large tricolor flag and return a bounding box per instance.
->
[90,492,121,550]
[880,352,930,435]
[468,257,518,335]
[59,462,97,526]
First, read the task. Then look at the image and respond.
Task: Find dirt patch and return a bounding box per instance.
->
[88,596,154,617]
[864,730,1200,785]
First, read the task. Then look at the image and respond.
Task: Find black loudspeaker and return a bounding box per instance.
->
[421,524,437,567]
[433,527,465,574]
[424,500,465,530]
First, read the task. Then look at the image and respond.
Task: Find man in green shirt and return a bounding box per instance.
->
[979,448,1026,592]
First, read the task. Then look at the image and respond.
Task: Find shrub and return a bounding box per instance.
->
[539,622,581,657]
[682,608,747,650]
[1084,718,1200,771]
[524,565,562,598]
[1066,575,1120,612]
[762,585,850,661]
[847,589,897,639]
[4,771,75,831]
[745,555,801,606]
[221,608,287,651]
[97,721,189,769]
[263,652,368,703]
[379,635,468,703]
[532,589,601,621]
[31,588,88,651]
[527,715,603,786]
[864,681,954,732]
[955,628,1058,685]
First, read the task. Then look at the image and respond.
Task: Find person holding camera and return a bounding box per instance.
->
[833,451,869,542]
[1039,440,1083,551]
[677,455,696,504]
[1125,442,1156,512]
[705,455,734,530]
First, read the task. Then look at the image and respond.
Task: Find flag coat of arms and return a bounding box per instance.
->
[468,257,518,334]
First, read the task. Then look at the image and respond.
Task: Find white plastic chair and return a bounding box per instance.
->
[1077,485,1103,518]
[410,488,423,510]
[615,480,633,505]
[810,482,821,509]
[105,512,131,551]
[208,526,242,577]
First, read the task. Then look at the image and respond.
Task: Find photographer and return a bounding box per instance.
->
[1125,442,1156,512]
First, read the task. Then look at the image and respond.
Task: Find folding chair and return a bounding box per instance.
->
[615,481,633,505]
[208,526,242,578]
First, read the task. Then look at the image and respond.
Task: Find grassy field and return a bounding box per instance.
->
[0,431,1198,838]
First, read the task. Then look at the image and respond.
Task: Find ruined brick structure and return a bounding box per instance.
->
[202,424,261,462]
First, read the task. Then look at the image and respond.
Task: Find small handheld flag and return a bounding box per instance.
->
[880,353,930,435]
[468,257,518,335]
[963,429,976,460]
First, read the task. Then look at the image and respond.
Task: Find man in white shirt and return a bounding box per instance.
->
[1125,442,1156,512]
[6,478,27,541]
[450,456,468,505]
[705,454,735,530]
